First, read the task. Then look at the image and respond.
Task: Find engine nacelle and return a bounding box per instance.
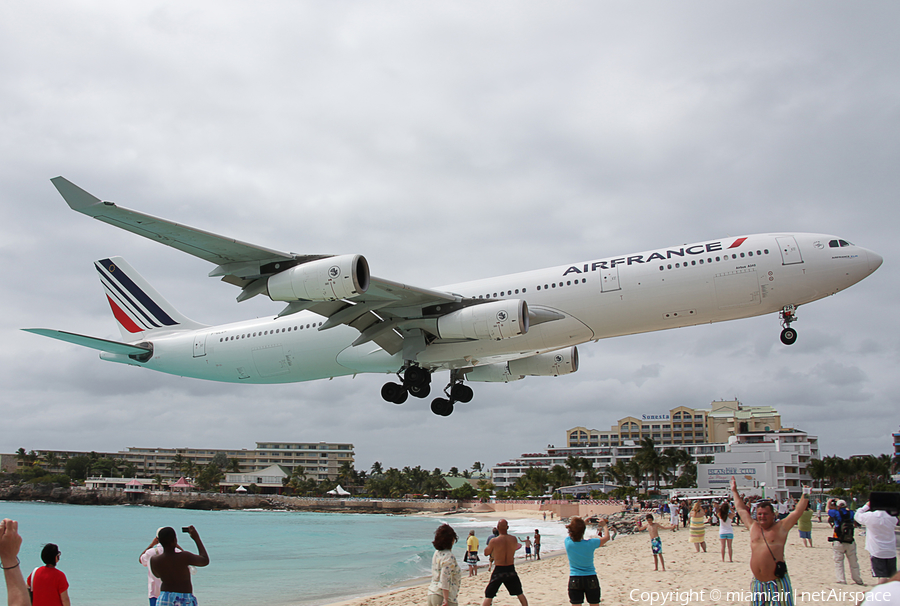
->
[437,299,529,341]
[267,254,369,302]
[466,347,578,383]
[465,363,524,383]
[508,346,579,377]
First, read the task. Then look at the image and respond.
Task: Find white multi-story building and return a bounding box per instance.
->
[697,430,818,500]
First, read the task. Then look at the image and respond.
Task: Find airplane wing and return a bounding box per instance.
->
[52,177,467,355]
[22,329,152,356]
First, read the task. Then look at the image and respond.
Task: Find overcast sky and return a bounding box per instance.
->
[2,3,898,474]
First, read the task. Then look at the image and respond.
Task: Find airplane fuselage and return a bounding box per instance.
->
[103,232,881,384]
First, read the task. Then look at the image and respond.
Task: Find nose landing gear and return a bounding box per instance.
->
[779,305,798,345]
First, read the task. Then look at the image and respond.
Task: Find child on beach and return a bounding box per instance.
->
[523,536,532,560]
[717,501,734,562]
[634,514,675,572]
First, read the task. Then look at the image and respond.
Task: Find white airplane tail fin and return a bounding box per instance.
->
[95,256,206,338]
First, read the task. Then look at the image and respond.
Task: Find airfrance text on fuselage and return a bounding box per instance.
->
[562,238,747,276]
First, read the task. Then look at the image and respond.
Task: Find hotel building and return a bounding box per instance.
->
[491,400,790,491]
[10,441,354,482]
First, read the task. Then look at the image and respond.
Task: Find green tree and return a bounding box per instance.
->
[451,483,477,499]
[549,465,573,491]
[476,479,495,500]
[195,464,223,491]
[65,456,92,481]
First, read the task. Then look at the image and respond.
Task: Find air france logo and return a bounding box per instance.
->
[554,354,563,363]
[562,238,747,276]
[497,310,509,322]
[328,266,341,279]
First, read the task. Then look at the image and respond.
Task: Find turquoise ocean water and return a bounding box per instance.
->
[0,501,568,606]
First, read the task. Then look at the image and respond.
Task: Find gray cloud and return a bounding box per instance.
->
[2,2,898,471]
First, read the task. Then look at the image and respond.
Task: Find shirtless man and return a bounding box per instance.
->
[150,526,210,606]
[731,477,809,605]
[482,519,527,606]
[634,514,676,572]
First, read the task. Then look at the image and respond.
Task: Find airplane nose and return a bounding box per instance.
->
[866,249,883,273]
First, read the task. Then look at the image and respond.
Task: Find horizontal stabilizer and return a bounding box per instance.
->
[22,329,151,356]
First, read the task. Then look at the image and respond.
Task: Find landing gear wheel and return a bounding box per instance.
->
[780,327,797,345]
[403,366,429,387]
[450,384,473,403]
[431,397,454,416]
[408,383,431,399]
[381,382,408,404]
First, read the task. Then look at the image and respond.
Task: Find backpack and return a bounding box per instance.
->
[836,511,855,544]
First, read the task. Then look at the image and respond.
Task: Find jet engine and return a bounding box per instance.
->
[508,346,578,376]
[466,346,579,382]
[437,299,529,341]
[267,254,369,302]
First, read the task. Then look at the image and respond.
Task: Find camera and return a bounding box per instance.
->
[869,492,900,516]
[181,527,191,533]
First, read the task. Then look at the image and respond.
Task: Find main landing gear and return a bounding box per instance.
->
[381,367,474,417]
[430,373,474,417]
[779,305,798,345]
[381,366,431,405]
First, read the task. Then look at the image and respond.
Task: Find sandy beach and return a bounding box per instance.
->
[329,511,881,606]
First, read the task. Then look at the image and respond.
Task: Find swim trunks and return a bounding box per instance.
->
[651,537,662,554]
[157,592,198,606]
[568,575,601,604]
[484,565,524,598]
[751,572,793,606]
[720,533,734,540]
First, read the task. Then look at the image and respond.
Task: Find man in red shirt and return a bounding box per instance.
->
[26,543,70,606]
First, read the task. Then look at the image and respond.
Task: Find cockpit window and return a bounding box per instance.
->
[839,239,852,247]
[829,240,839,248]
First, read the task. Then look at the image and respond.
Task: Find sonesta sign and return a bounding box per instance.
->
[641,414,671,421]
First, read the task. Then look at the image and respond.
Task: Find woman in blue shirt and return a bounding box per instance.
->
[564,517,612,606]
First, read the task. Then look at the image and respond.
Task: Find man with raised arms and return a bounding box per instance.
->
[482,519,527,606]
[150,526,209,606]
[731,477,809,606]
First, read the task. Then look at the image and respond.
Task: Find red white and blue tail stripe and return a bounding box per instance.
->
[95,257,203,338]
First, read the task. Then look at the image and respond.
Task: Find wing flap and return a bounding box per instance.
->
[23,329,152,356]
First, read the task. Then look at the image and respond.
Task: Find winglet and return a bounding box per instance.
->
[50,177,106,213]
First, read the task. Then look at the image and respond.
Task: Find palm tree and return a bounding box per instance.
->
[549,465,573,491]
[633,438,667,492]
[370,461,384,475]
[565,455,591,484]
[607,460,631,488]
[807,458,826,491]
[515,467,551,496]
[43,452,61,473]
[662,448,691,486]
[228,458,241,473]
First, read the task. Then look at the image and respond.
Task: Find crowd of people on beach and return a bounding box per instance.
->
[3,479,898,606]
[425,477,899,606]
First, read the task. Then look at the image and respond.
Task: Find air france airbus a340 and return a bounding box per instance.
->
[26,178,882,416]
